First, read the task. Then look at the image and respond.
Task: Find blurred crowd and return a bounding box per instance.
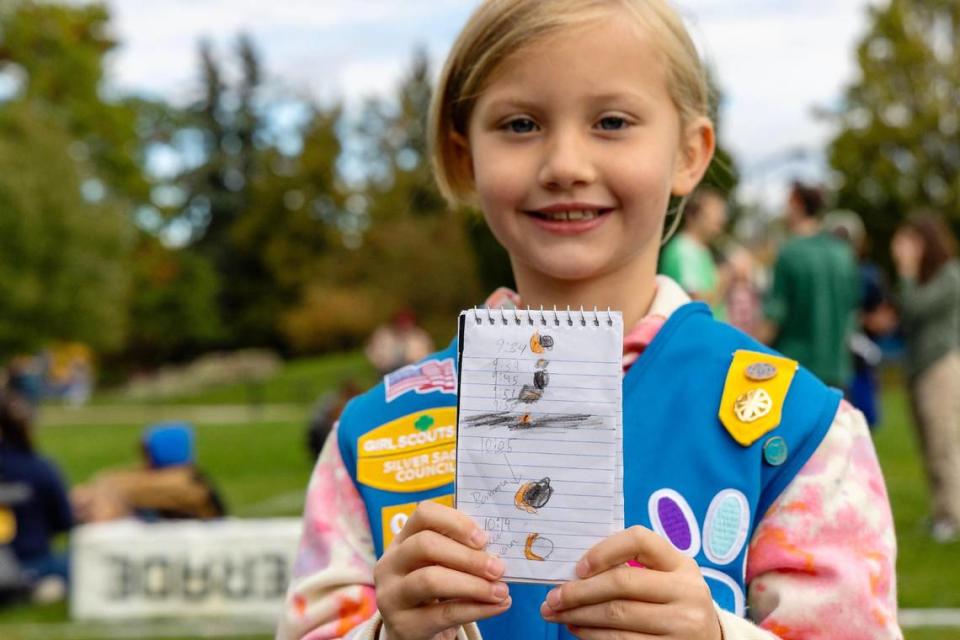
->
[5,345,94,409]
[0,391,226,606]
[661,181,960,543]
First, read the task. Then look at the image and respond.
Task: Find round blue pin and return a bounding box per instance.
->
[763,436,788,466]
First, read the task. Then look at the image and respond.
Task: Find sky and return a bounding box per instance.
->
[95,0,882,211]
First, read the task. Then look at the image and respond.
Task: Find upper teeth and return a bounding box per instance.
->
[545,210,599,221]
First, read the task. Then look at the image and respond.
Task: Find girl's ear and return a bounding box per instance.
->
[671,117,716,197]
[450,131,475,186]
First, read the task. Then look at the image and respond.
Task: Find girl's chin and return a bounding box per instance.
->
[518,255,615,284]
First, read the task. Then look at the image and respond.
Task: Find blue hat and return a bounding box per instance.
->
[143,421,195,468]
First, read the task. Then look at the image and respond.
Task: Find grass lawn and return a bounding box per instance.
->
[872,382,960,609]
[1,355,958,637]
[94,351,378,406]
[35,420,315,518]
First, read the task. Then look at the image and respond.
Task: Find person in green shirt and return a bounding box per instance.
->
[762,182,859,389]
[660,187,728,319]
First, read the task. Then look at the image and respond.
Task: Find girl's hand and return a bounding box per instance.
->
[891,229,922,280]
[540,526,721,640]
[374,501,512,640]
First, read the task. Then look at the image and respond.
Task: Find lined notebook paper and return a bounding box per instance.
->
[455,308,624,583]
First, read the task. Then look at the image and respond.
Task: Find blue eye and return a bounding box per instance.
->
[598,116,629,131]
[505,118,537,134]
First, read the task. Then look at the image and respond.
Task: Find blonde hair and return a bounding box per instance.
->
[429,0,712,208]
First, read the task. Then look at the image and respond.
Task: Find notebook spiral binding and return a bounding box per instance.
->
[472,305,614,328]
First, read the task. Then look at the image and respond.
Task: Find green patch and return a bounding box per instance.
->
[414,414,435,432]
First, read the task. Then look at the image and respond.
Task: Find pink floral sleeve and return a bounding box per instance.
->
[719,400,902,639]
[277,425,379,640]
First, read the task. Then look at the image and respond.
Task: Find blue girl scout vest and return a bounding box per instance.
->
[336,303,840,639]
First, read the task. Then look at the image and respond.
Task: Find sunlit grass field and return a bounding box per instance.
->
[0,355,958,638]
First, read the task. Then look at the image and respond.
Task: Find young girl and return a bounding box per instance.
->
[278,1,901,638]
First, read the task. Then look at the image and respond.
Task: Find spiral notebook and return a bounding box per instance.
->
[455,308,624,584]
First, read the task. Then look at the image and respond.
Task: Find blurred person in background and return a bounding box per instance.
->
[659,186,729,319]
[823,209,897,427]
[364,309,434,377]
[47,343,94,407]
[761,181,860,389]
[306,380,361,461]
[0,390,73,602]
[72,421,226,523]
[5,356,44,408]
[722,244,762,338]
[891,213,960,542]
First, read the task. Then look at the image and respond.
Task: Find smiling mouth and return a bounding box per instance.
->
[525,208,614,221]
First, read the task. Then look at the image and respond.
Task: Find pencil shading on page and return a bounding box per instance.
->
[455,308,624,583]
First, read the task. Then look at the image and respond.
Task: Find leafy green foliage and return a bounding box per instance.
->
[125,238,223,365]
[0,1,148,204]
[828,0,960,256]
[235,107,346,350]
[281,49,483,351]
[0,2,150,359]
[0,102,131,358]
[160,36,353,350]
[166,36,268,345]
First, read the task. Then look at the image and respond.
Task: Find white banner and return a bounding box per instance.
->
[70,518,301,621]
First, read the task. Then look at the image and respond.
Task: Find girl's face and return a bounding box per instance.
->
[463,14,713,287]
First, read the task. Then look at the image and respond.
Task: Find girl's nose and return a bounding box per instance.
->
[537,130,596,190]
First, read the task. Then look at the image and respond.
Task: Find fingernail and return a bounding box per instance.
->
[501,596,512,608]
[471,529,488,547]
[546,588,561,609]
[492,582,509,600]
[486,557,505,578]
[540,601,555,618]
[576,558,590,578]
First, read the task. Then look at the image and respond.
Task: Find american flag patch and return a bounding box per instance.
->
[385,358,457,402]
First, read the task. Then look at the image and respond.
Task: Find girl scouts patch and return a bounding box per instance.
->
[357,408,457,492]
[719,350,797,446]
[648,489,700,557]
[647,487,749,616]
[385,359,457,402]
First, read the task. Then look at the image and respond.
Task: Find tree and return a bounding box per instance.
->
[124,236,222,365]
[354,48,443,218]
[237,106,348,351]
[0,1,149,205]
[343,50,483,342]
[159,35,274,346]
[0,2,136,359]
[0,103,130,358]
[828,0,960,255]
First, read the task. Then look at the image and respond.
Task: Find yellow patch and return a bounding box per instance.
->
[381,494,454,548]
[357,408,457,492]
[718,350,797,446]
[0,508,15,544]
